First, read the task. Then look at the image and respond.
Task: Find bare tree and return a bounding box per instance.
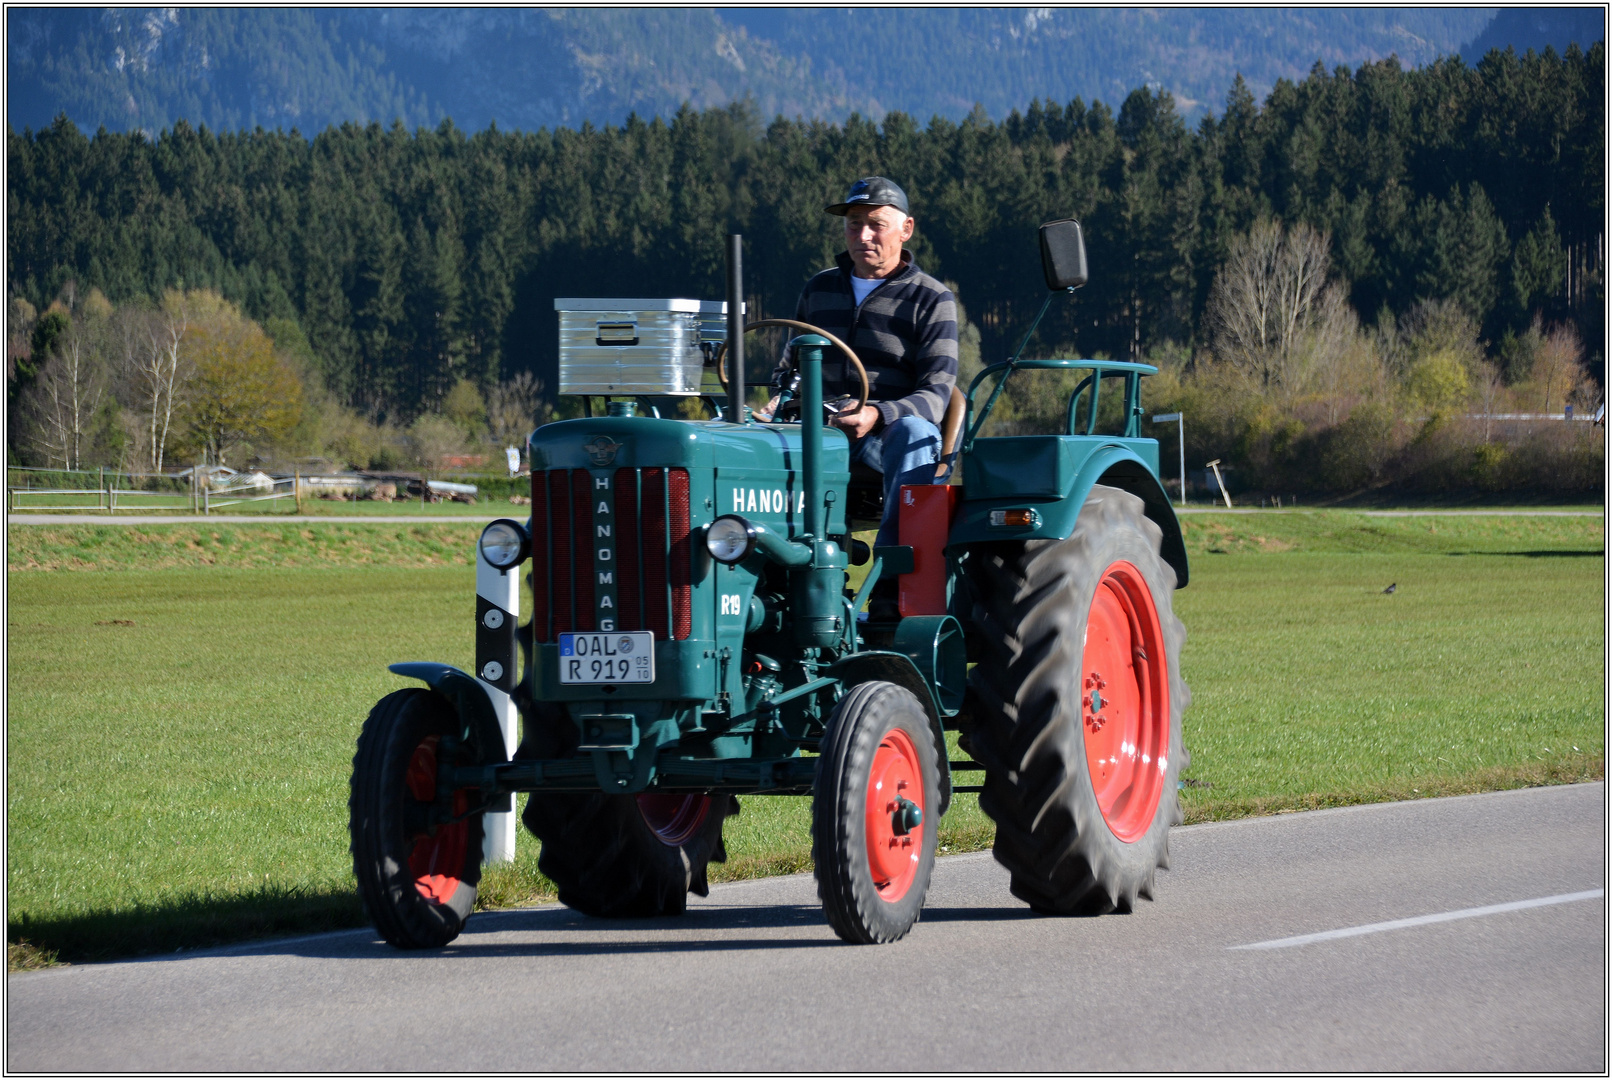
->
[1476,359,1504,441]
[409,414,468,479]
[114,299,191,472]
[1534,322,1584,415]
[486,371,552,448]
[1393,299,1484,378]
[24,319,106,469]
[1205,218,1334,389]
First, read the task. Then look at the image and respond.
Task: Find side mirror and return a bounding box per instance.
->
[1039,218,1088,291]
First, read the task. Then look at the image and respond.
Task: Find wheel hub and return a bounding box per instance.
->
[891,796,923,836]
[1084,672,1108,731]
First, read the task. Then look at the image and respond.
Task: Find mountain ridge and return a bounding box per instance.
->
[15,7,1595,138]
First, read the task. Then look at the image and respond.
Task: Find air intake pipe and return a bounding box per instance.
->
[726,234,745,422]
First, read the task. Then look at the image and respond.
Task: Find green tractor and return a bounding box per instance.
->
[349,220,1191,946]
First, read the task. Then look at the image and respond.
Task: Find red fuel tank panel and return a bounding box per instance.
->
[897,484,960,616]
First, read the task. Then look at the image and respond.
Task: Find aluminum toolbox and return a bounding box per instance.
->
[554,298,742,396]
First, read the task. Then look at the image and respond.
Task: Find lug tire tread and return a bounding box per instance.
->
[349,688,483,949]
[963,485,1190,915]
[812,680,940,944]
[523,791,738,918]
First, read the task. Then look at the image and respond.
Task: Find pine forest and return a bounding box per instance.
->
[7,45,1604,497]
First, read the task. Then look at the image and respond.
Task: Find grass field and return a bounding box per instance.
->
[6,511,1603,967]
[7,496,511,518]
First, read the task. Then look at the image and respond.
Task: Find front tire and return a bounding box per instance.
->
[349,689,484,948]
[812,680,940,943]
[963,484,1190,914]
[522,791,738,917]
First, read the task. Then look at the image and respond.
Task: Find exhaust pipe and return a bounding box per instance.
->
[726,234,745,422]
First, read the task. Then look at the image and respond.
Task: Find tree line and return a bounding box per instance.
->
[7,285,549,476]
[7,44,1604,492]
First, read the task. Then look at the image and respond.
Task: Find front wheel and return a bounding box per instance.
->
[812,680,940,943]
[349,688,485,948]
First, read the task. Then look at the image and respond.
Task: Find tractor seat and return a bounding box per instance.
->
[846,385,966,529]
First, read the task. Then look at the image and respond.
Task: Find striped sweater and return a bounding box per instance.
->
[782,250,959,429]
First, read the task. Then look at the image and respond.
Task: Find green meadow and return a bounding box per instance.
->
[7,511,1603,966]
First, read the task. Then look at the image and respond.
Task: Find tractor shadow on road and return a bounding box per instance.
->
[241,900,1044,962]
[248,903,843,961]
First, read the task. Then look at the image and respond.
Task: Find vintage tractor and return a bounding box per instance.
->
[349,220,1190,946]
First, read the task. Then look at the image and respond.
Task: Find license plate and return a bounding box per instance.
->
[558,632,655,684]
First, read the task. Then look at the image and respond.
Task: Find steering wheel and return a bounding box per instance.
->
[712,319,870,415]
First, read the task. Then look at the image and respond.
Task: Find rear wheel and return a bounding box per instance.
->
[523,791,737,917]
[963,485,1189,914]
[812,680,940,943]
[349,689,484,948]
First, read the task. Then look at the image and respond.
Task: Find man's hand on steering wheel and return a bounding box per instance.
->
[717,318,871,428]
[830,403,881,439]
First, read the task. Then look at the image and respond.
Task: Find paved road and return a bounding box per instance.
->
[8,784,1604,1071]
[1175,507,1603,516]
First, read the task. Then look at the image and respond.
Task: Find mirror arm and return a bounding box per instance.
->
[962,288,1070,453]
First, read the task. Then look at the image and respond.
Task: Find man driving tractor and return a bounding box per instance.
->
[762,176,960,569]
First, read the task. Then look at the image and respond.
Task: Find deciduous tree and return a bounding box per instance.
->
[21,311,108,469]
[1205,218,1336,390]
[486,370,551,448]
[179,305,303,465]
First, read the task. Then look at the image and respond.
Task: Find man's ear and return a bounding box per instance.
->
[900,215,915,242]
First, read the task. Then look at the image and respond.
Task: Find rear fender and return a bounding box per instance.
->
[1079,449,1189,588]
[952,443,1187,588]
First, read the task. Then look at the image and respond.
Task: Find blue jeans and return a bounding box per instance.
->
[851,415,942,549]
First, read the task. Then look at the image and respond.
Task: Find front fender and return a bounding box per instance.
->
[823,651,954,816]
[389,662,512,770]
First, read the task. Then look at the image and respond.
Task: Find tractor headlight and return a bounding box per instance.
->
[478,519,529,569]
[705,515,756,564]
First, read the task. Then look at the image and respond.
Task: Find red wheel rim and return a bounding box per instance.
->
[863,726,925,902]
[404,735,471,904]
[1079,560,1170,843]
[636,793,712,846]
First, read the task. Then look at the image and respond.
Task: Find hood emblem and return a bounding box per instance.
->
[583,436,623,466]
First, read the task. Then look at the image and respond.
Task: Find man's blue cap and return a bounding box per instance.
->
[825,175,909,216]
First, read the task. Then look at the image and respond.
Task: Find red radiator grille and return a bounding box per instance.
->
[668,468,692,640]
[529,466,692,642]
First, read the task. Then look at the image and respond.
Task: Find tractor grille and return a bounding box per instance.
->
[529,467,692,642]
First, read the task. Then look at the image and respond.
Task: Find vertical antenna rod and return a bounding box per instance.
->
[726,234,745,422]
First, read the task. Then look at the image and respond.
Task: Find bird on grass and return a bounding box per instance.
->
[1382,583,1397,594]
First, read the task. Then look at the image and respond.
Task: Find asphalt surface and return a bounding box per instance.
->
[1174,508,1603,516]
[7,783,1604,1071]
